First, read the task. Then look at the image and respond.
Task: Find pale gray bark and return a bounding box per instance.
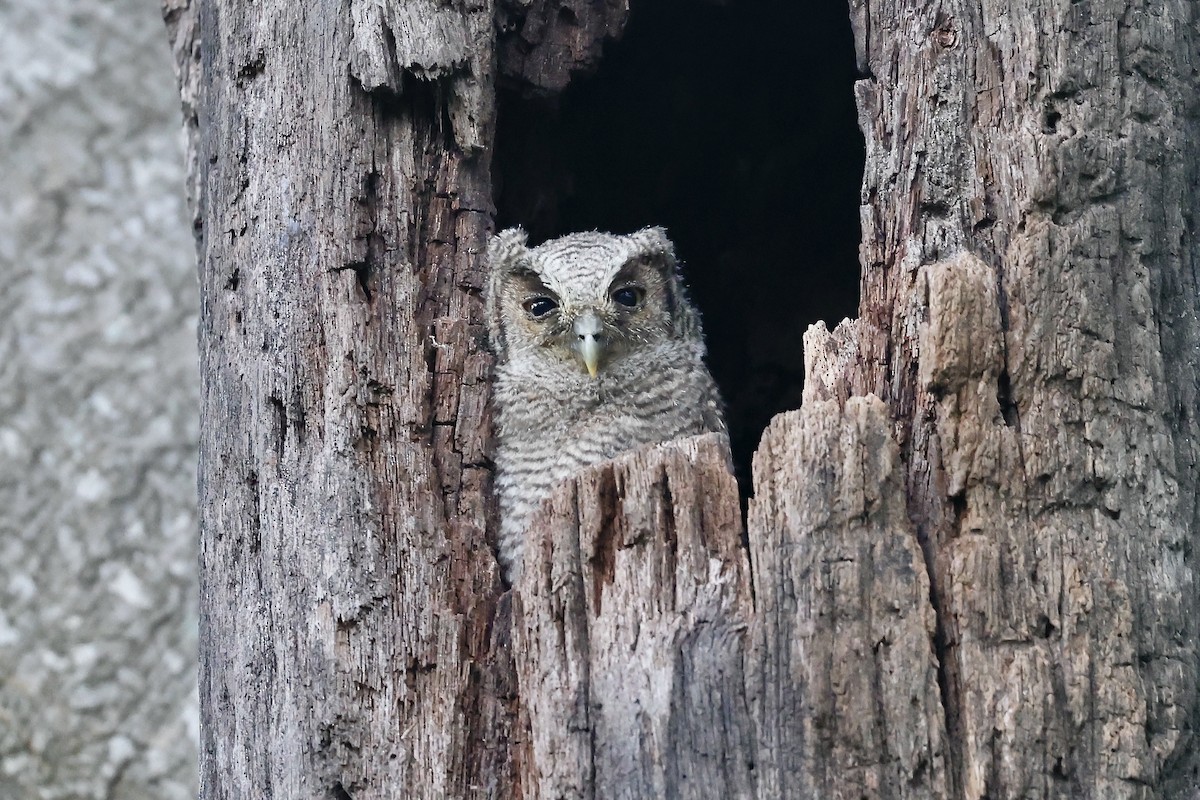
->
[515,434,754,799]
[747,391,949,798]
[174,0,1200,798]
[166,0,513,796]
[842,1,1200,795]
[0,1,199,798]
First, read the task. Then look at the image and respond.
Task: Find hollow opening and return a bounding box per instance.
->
[494,0,864,489]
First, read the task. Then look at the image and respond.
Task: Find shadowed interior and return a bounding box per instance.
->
[494,0,864,491]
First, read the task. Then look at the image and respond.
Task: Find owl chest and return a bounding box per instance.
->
[500,387,623,440]
[496,380,657,464]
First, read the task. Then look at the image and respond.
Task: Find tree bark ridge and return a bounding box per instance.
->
[514,433,755,799]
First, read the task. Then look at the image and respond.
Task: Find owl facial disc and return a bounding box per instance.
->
[572,310,606,378]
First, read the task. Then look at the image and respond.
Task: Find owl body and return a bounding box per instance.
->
[487,227,725,581]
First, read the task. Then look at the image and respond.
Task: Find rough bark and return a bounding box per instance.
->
[495,0,629,92]
[173,0,1200,798]
[165,0,511,796]
[830,0,1200,796]
[514,433,754,799]
[747,391,949,798]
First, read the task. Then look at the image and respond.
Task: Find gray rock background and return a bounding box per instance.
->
[0,0,199,797]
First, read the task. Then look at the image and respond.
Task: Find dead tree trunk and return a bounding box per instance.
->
[837,1,1200,795]
[164,0,515,796]
[167,0,1200,797]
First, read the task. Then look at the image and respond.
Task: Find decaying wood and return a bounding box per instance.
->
[172,0,1200,797]
[747,393,948,798]
[514,433,754,799]
[166,0,512,796]
[495,0,629,92]
[840,1,1200,796]
[348,0,493,152]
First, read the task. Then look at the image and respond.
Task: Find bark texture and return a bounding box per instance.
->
[839,0,1200,795]
[165,0,510,796]
[515,434,754,799]
[175,0,1200,797]
[748,391,949,798]
[495,0,628,92]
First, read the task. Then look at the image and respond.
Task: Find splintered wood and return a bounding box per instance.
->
[748,396,947,799]
[514,434,755,800]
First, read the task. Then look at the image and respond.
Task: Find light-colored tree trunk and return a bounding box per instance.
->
[164,0,515,796]
[840,1,1200,795]
[168,0,1200,797]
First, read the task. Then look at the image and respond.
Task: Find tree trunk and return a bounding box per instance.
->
[839,1,1200,795]
[514,434,755,798]
[167,0,1200,797]
[164,0,514,796]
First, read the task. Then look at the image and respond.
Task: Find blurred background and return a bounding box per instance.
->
[0,0,199,797]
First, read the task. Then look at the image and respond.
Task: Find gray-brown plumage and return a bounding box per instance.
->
[487,226,726,581]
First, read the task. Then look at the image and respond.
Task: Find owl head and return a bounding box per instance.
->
[486,227,703,378]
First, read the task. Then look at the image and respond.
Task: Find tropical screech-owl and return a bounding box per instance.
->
[487,226,727,581]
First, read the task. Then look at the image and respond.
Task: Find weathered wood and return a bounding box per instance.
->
[832,0,1200,796]
[166,0,512,797]
[171,0,1200,797]
[513,433,755,799]
[495,0,629,93]
[747,391,949,799]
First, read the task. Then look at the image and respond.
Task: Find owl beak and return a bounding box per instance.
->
[573,311,605,379]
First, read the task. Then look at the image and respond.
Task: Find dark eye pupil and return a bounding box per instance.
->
[613,287,641,308]
[524,297,557,318]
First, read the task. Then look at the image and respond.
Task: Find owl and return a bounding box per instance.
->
[487,226,727,582]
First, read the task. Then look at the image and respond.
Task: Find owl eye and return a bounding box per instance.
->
[523,296,559,319]
[611,286,643,308]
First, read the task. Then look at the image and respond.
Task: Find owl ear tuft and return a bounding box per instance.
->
[486,227,530,361]
[629,226,700,337]
[488,227,529,271]
[631,226,677,266]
